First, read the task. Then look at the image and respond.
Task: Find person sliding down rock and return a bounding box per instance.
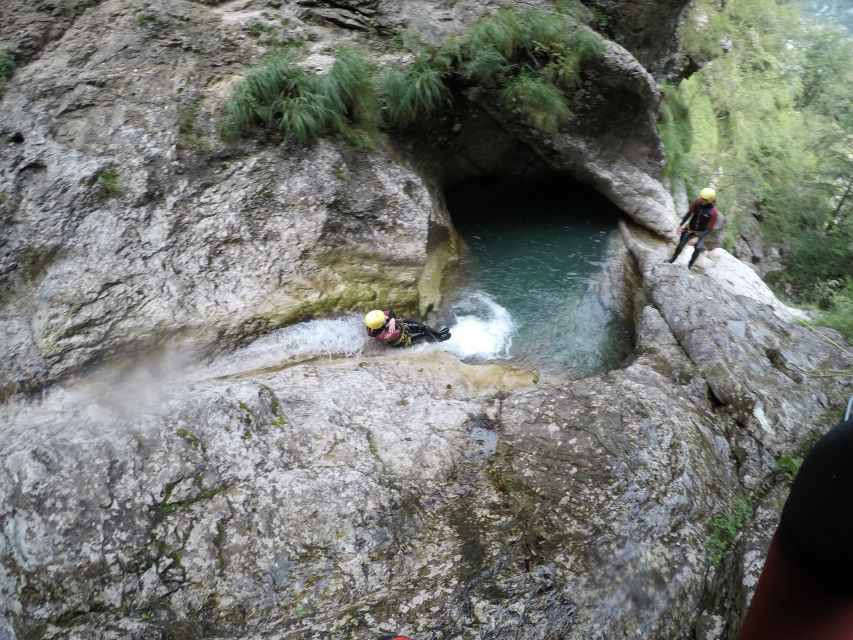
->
[667,186,719,270]
[364,309,450,347]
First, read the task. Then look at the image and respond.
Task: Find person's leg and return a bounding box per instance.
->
[668,233,691,262]
[405,320,449,342]
[688,235,707,269]
[402,321,427,344]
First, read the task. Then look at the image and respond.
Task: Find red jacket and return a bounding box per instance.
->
[366,310,410,346]
[681,198,718,233]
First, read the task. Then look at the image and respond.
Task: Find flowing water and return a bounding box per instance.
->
[443,175,633,377]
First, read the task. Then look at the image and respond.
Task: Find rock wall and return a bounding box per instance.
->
[0,0,453,397]
[581,0,690,75]
[1,234,848,638]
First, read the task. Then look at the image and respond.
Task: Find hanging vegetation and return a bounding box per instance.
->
[222,5,605,143]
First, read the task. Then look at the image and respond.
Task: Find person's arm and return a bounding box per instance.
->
[704,207,718,232]
[678,200,697,231]
[377,318,401,344]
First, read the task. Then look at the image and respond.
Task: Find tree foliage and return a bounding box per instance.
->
[670,0,853,338]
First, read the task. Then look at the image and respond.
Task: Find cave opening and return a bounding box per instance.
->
[442,172,634,377]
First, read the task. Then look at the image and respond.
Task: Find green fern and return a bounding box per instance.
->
[499,72,571,132]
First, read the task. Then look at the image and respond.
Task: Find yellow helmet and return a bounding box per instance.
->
[700,187,716,202]
[364,309,385,330]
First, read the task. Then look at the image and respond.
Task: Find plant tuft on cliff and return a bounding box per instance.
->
[377,60,448,128]
[226,48,376,144]
[708,497,753,564]
[97,166,122,197]
[658,83,698,186]
[0,48,16,95]
[223,5,605,144]
[499,72,571,132]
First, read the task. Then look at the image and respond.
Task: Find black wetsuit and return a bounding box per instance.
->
[669,198,719,267]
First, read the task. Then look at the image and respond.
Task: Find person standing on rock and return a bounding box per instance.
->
[666,187,719,270]
[364,309,450,347]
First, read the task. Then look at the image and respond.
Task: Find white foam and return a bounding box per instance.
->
[442,292,515,360]
[208,316,368,376]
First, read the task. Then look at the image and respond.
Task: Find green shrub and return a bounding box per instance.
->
[275,93,336,144]
[499,72,571,132]
[569,28,606,63]
[225,48,380,143]
[322,47,379,130]
[708,498,753,564]
[658,83,698,183]
[377,61,448,128]
[666,0,853,326]
[224,6,606,142]
[465,11,519,59]
[462,47,511,85]
[0,49,15,82]
[453,7,601,127]
[816,277,853,341]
